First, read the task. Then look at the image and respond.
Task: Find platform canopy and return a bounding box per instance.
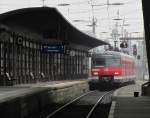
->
[0,7,108,49]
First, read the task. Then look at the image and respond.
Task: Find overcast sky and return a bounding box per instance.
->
[0,0,143,42]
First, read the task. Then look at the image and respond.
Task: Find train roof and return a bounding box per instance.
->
[92,51,135,59]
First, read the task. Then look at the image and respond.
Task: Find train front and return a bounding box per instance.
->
[89,53,122,89]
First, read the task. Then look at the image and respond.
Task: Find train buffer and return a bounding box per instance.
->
[108,80,150,118]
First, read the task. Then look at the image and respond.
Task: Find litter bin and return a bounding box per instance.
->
[134,92,139,97]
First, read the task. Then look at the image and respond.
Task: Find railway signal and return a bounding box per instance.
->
[133,44,137,56]
[120,41,128,48]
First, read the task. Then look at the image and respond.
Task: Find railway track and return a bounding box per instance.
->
[45,90,113,118]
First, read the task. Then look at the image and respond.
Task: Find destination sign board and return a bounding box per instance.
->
[42,44,65,53]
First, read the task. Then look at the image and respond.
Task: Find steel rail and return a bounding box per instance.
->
[45,90,96,118]
[86,90,113,118]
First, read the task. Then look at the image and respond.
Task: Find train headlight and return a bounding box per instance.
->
[114,72,119,75]
[93,72,99,76]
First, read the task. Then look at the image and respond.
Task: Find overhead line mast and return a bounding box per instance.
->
[41,0,46,7]
[89,0,97,36]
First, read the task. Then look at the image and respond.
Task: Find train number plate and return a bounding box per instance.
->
[92,76,99,80]
[101,77,111,81]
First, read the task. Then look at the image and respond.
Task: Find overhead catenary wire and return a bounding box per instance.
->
[0,0,143,38]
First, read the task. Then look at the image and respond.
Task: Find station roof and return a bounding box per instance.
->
[0,7,108,49]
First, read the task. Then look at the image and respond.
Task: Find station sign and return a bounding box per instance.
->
[42,44,65,53]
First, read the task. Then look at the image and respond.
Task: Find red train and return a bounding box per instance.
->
[88,51,136,89]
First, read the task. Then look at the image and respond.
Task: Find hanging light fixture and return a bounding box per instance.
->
[57,3,70,6]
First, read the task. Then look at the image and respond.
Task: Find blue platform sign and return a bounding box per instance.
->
[42,44,64,53]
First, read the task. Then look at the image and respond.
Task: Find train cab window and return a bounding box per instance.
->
[92,58,105,67]
[105,57,121,67]
[92,55,121,68]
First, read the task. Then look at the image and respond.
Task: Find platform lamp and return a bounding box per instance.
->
[92,2,124,7]
[100,31,109,41]
[57,3,70,6]
[131,32,141,37]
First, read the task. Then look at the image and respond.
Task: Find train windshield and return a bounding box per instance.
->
[92,55,121,67]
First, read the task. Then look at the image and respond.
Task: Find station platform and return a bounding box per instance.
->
[0,80,88,102]
[0,79,89,118]
[108,80,150,118]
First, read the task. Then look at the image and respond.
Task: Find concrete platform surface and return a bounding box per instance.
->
[0,79,88,103]
[0,79,89,118]
[108,80,150,118]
